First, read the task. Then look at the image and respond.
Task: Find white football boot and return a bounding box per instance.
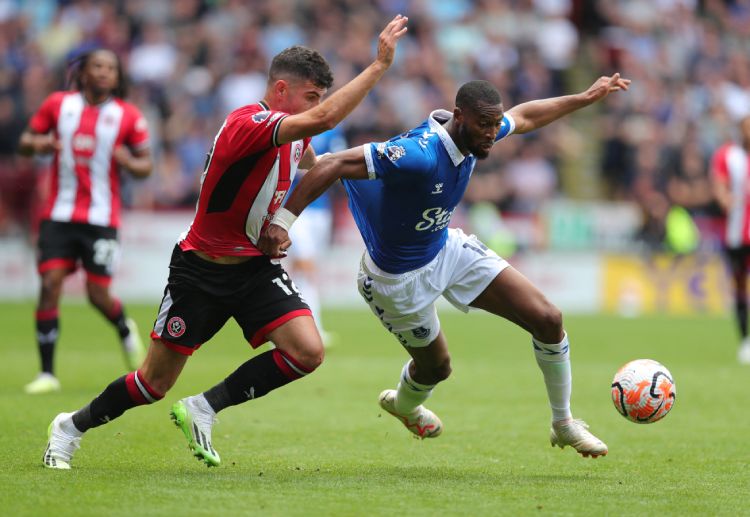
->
[43,412,82,469]
[25,372,61,394]
[378,389,442,439]
[738,339,750,365]
[550,418,608,458]
[170,396,220,466]
[122,318,146,370]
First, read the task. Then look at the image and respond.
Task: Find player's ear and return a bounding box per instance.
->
[453,107,463,123]
[273,79,288,99]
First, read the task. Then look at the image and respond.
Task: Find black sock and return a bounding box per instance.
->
[72,371,163,432]
[736,299,748,339]
[98,299,130,339]
[36,309,59,374]
[203,349,304,413]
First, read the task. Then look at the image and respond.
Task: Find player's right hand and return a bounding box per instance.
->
[375,14,408,68]
[258,224,292,259]
[35,134,60,154]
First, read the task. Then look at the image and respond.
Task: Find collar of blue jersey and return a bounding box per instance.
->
[428,109,466,167]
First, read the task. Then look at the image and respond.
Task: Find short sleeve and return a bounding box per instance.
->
[711,145,729,183]
[362,138,431,184]
[226,107,288,155]
[494,113,516,142]
[124,106,150,150]
[29,92,64,134]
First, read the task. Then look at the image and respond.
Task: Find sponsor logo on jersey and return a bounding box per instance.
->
[431,183,444,194]
[73,134,96,152]
[415,206,454,232]
[252,111,271,123]
[167,316,186,338]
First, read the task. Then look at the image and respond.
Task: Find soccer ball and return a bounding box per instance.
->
[611,359,676,424]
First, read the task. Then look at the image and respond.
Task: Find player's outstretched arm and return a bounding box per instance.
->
[507,73,630,134]
[257,147,369,257]
[275,15,408,145]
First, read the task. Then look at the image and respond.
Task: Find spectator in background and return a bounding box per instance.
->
[0,1,749,254]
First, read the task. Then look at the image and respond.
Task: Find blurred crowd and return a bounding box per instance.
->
[0,0,747,249]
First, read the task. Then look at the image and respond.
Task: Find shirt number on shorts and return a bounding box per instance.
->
[272,273,301,297]
[93,239,118,269]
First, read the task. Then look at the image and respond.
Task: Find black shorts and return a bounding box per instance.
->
[37,220,119,284]
[724,246,750,271]
[151,245,311,355]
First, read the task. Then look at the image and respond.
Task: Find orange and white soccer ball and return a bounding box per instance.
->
[611,359,676,424]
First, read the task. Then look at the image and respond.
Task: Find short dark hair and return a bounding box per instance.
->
[456,80,502,111]
[69,48,127,98]
[269,46,334,90]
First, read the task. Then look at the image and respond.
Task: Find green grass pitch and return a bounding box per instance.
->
[1,301,748,516]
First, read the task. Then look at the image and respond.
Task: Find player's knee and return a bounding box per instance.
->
[532,302,563,342]
[85,284,108,308]
[294,340,325,372]
[40,275,63,300]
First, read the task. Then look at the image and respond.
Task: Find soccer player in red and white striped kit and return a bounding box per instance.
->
[19,49,152,394]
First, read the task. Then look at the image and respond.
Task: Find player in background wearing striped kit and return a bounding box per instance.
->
[711,114,750,364]
[40,15,408,470]
[19,49,152,395]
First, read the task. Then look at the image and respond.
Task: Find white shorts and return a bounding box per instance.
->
[288,207,332,261]
[357,228,509,347]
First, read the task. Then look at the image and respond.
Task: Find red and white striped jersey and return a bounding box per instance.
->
[712,142,750,248]
[30,91,149,228]
[179,101,309,257]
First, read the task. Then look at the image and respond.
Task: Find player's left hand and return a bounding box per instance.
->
[113,145,132,168]
[258,224,292,258]
[585,73,631,102]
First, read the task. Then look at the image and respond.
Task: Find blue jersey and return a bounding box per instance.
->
[343,109,515,273]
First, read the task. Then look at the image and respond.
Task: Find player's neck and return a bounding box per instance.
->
[82,90,112,106]
[442,118,470,155]
[261,98,275,111]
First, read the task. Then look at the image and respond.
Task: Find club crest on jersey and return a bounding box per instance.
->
[294,143,302,162]
[376,143,406,163]
[252,111,271,123]
[412,326,431,339]
[167,316,186,338]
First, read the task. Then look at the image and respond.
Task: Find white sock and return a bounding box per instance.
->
[533,332,573,422]
[394,360,435,415]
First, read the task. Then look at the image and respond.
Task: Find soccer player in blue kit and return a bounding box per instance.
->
[260,73,630,458]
